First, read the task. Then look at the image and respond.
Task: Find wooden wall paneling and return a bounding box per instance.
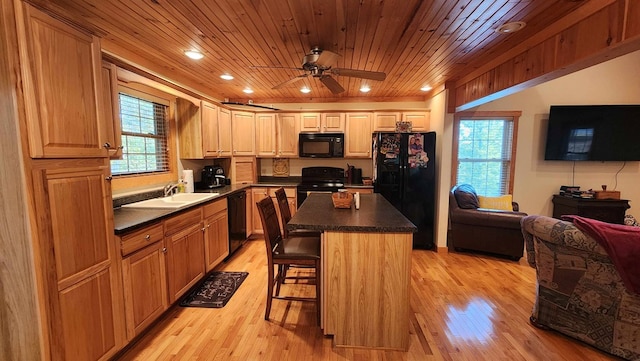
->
[625,0,640,40]
[555,4,621,68]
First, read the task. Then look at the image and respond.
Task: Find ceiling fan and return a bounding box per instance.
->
[262,47,387,94]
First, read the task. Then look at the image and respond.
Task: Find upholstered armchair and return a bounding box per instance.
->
[447,184,527,260]
[521,215,640,360]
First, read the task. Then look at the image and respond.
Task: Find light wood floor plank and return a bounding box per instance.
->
[115,239,619,361]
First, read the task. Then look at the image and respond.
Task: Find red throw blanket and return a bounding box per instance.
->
[562,215,640,295]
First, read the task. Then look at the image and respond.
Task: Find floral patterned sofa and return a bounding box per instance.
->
[521,215,640,360]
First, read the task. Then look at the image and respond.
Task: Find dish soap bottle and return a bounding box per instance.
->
[177,179,185,193]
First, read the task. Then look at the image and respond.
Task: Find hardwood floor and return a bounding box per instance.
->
[116,239,619,361]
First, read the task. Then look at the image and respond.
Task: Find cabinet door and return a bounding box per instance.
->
[101,61,122,159]
[231,111,256,155]
[322,113,346,133]
[204,211,229,271]
[19,4,107,158]
[373,112,401,131]
[166,222,205,303]
[277,113,299,157]
[218,107,233,156]
[31,160,124,360]
[256,113,277,156]
[345,113,373,158]
[300,113,322,132]
[121,240,167,341]
[232,156,256,184]
[201,101,219,157]
[404,111,430,131]
[251,187,269,234]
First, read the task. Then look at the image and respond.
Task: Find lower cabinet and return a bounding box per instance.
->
[164,208,206,303]
[251,186,296,235]
[121,239,168,340]
[119,222,167,341]
[203,198,229,271]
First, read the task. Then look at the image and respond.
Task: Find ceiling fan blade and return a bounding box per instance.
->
[272,74,308,89]
[250,65,303,71]
[316,50,340,68]
[331,68,387,81]
[320,75,345,94]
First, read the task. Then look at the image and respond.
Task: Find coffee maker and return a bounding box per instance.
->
[201,165,226,189]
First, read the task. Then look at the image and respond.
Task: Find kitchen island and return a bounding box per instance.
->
[288,193,416,351]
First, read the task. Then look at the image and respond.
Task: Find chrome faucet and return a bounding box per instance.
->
[163,182,179,197]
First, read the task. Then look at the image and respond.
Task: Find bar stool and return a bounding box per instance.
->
[255,197,320,324]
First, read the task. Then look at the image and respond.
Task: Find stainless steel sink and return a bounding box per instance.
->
[122,193,219,209]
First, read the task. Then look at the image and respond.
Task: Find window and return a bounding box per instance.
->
[111,93,169,176]
[452,111,520,196]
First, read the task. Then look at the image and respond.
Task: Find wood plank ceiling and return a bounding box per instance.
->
[29,0,589,104]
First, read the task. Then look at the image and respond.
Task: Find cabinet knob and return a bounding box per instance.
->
[103,142,111,149]
[105,176,113,181]
[145,234,151,240]
[162,247,167,253]
[201,227,206,232]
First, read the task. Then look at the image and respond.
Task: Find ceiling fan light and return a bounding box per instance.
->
[220,73,234,80]
[360,85,371,93]
[420,85,432,92]
[300,86,311,94]
[184,50,204,60]
[495,21,526,34]
[243,88,254,94]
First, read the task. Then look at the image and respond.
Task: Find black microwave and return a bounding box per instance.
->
[299,133,344,158]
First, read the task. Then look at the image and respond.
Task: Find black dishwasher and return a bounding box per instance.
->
[227,191,247,257]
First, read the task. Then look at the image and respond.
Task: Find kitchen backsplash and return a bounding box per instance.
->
[259,158,372,177]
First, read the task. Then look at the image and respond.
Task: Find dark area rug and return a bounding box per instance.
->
[180,271,248,308]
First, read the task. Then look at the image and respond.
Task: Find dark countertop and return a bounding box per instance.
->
[113,184,250,235]
[288,193,416,233]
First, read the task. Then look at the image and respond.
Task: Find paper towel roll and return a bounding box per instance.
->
[183,169,194,193]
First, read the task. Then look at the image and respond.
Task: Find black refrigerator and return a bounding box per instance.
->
[373,132,436,250]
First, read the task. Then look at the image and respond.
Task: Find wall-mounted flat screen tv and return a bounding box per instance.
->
[544,105,640,161]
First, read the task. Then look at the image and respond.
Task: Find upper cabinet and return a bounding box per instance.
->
[345,113,373,158]
[101,61,123,159]
[300,112,345,133]
[373,111,430,132]
[231,111,256,156]
[17,3,107,158]
[256,113,299,157]
[177,99,232,159]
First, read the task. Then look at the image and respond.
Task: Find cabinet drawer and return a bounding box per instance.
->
[203,198,227,218]
[267,187,295,198]
[164,207,203,236]
[121,223,163,256]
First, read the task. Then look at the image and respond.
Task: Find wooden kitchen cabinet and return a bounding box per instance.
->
[251,186,296,235]
[177,99,232,159]
[300,112,345,133]
[345,113,373,158]
[232,110,256,155]
[101,61,123,159]
[256,113,299,157]
[30,159,124,361]
[164,208,205,303]
[373,111,430,131]
[17,3,107,158]
[232,156,256,184]
[203,198,229,271]
[120,233,167,341]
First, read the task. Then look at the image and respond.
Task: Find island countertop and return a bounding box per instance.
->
[288,193,416,233]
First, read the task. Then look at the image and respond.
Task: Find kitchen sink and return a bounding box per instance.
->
[122,193,219,209]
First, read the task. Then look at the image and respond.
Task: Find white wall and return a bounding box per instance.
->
[467,49,640,220]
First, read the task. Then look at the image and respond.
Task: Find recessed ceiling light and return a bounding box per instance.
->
[243,88,254,94]
[360,85,371,93]
[420,85,432,92]
[300,86,311,94]
[495,21,526,34]
[184,50,204,60]
[220,74,234,80]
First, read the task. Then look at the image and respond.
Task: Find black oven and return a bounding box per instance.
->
[299,133,344,158]
[296,167,345,208]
